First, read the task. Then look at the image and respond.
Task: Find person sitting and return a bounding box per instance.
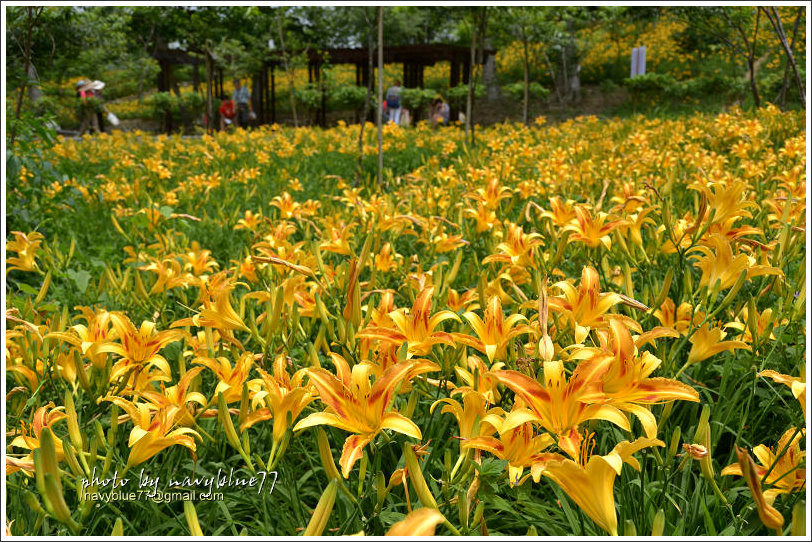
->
[385,79,403,125]
[430,97,450,129]
[219,98,236,131]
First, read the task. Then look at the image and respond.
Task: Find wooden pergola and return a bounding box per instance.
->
[153,43,496,127]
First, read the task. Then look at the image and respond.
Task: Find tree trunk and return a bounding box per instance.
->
[11,7,42,146]
[765,7,805,106]
[277,14,298,127]
[205,45,214,134]
[357,10,374,185]
[522,34,529,125]
[465,14,477,142]
[376,6,384,188]
[776,8,802,108]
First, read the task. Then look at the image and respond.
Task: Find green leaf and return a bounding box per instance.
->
[67,269,91,293]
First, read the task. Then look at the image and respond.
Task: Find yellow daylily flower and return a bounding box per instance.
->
[46,305,117,370]
[531,437,664,535]
[386,507,446,536]
[452,355,505,404]
[6,231,44,273]
[430,390,501,442]
[293,355,430,478]
[8,403,68,473]
[456,295,534,362]
[193,351,254,404]
[722,428,806,502]
[561,206,626,249]
[686,322,748,365]
[723,446,786,532]
[759,366,806,423]
[548,266,630,342]
[482,223,543,268]
[140,366,208,426]
[689,233,782,292]
[102,398,200,469]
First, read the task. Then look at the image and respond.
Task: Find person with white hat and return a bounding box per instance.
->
[76,79,100,135]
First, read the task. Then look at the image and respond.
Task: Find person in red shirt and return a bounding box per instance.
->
[219,98,236,131]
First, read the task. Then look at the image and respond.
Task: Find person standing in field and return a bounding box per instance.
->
[232,77,253,128]
[385,79,403,125]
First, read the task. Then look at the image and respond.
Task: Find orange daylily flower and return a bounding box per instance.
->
[97,313,185,382]
[463,407,555,486]
[356,287,459,357]
[482,223,543,268]
[722,429,806,504]
[491,359,631,459]
[576,319,699,438]
[193,351,254,404]
[293,355,431,477]
[455,295,533,362]
[561,206,625,249]
[548,266,628,342]
[242,354,315,444]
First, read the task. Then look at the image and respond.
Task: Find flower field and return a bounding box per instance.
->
[5,107,807,536]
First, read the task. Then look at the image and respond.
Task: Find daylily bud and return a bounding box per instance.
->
[23,490,46,516]
[304,479,338,536]
[651,268,673,314]
[667,427,681,465]
[472,500,484,527]
[217,392,252,470]
[35,271,51,306]
[44,472,80,533]
[735,446,784,532]
[624,519,637,536]
[790,500,805,536]
[376,471,387,509]
[446,250,463,288]
[183,501,204,536]
[403,443,438,509]
[317,428,341,482]
[63,391,83,451]
[112,517,124,536]
[651,509,665,536]
[682,443,708,459]
[693,405,714,479]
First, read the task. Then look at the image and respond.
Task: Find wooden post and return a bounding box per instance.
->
[270,65,276,124]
